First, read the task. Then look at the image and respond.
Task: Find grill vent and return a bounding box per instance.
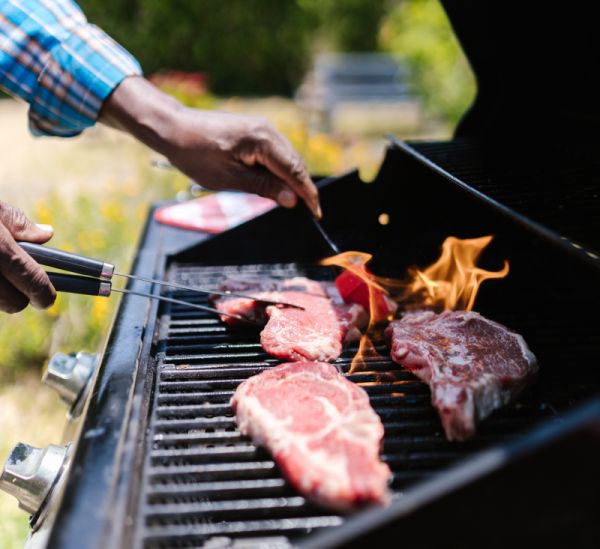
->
[135,263,563,548]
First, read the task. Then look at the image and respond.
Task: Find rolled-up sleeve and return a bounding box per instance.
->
[0,0,141,136]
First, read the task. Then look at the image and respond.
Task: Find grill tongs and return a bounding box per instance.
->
[18,242,304,325]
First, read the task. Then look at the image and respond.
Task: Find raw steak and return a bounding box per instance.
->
[213,276,367,362]
[213,276,329,325]
[385,311,538,441]
[231,361,391,511]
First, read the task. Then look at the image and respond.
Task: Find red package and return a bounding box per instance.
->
[335,269,395,323]
[154,192,276,233]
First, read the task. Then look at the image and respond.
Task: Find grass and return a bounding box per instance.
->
[0,376,66,547]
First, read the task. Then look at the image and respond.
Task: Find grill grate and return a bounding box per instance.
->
[135,263,575,549]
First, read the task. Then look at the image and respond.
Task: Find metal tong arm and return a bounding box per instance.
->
[114,274,305,310]
[45,273,261,326]
[19,242,305,310]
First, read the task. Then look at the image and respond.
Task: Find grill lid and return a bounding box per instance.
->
[410,139,600,259]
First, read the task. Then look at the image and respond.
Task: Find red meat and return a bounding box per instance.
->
[231,361,391,511]
[213,277,367,362]
[386,310,538,441]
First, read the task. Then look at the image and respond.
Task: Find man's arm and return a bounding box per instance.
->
[100,76,320,215]
[0,0,142,136]
[0,0,320,215]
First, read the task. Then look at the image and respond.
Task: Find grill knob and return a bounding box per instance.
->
[42,351,99,406]
[0,443,68,516]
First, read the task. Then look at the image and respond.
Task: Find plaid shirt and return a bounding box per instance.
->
[0,0,141,136]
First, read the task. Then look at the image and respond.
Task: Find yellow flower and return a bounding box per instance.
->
[45,295,62,318]
[88,230,107,251]
[91,297,109,323]
[77,233,89,249]
[100,201,125,224]
[34,200,53,225]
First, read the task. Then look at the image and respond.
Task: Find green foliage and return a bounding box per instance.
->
[77,0,392,95]
[76,0,474,126]
[379,0,476,127]
[78,0,318,96]
[300,0,387,52]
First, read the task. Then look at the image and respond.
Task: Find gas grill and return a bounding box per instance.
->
[13,138,600,549]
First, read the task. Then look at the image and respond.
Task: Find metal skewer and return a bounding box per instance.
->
[45,272,262,326]
[297,191,341,256]
[109,288,262,326]
[112,272,305,310]
[310,216,341,255]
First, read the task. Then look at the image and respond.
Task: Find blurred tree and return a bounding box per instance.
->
[299,0,387,51]
[78,0,394,95]
[379,0,476,127]
[79,0,317,95]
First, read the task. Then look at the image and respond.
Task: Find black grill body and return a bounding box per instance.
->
[37,139,600,549]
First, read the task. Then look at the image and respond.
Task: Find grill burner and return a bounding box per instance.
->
[134,262,590,548]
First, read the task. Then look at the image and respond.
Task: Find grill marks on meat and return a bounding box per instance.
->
[231,361,391,511]
[213,276,367,362]
[386,311,538,441]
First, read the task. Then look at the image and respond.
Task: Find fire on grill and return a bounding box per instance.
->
[320,236,534,442]
[214,233,534,510]
[15,139,600,549]
[320,235,511,373]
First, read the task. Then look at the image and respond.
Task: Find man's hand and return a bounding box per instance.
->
[0,202,56,314]
[100,77,321,218]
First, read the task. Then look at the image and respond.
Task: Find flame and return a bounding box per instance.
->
[320,251,393,327]
[319,236,509,374]
[405,235,509,311]
[350,336,381,372]
[321,251,393,373]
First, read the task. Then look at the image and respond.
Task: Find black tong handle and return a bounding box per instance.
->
[19,242,114,279]
[47,272,111,296]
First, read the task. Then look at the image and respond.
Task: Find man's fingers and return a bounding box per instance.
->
[229,164,299,209]
[258,136,321,218]
[33,224,54,243]
[0,225,56,310]
[0,274,29,314]
[0,201,53,243]
[276,189,298,208]
[236,128,321,218]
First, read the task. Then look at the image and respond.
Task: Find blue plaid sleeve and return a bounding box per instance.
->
[0,0,142,137]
